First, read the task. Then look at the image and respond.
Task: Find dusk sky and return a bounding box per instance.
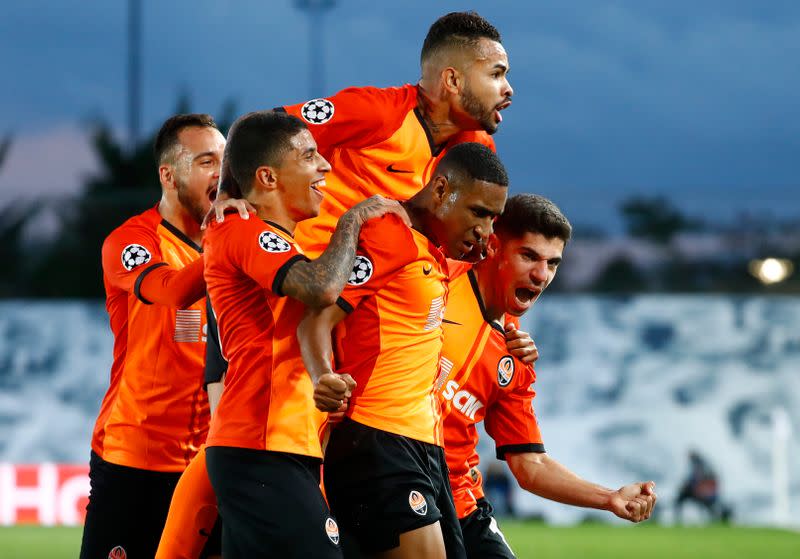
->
[2,0,798,232]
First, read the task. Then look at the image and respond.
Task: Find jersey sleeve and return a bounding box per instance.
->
[336,214,417,313]
[233,220,309,296]
[280,85,416,153]
[485,360,545,459]
[102,222,166,303]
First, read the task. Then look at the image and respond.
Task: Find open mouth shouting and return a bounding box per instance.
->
[514,286,541,308]
[494,99,512,123]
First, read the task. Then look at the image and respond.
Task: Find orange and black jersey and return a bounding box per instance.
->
[280,84,496,258]
[438,266,544,519]
[94,206,209,472]
[203,214,327,458]
[332,214,449,446]
[203,84,497,385]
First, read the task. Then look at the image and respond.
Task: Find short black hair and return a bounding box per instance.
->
[225,111,307,197]
[421,11,501,65]
[153,113,217,165]
[435,142,509,189]
[494,194,572,244]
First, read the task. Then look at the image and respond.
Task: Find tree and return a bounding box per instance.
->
[25,96,236,297]
[620,196,699,244]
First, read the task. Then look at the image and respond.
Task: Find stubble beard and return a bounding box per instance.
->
[176,176,209,226]
[461,83,498,135]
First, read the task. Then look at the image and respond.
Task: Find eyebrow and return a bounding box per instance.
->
[492,62,509,72]
[521,247,561,264]
[192,151,218,161]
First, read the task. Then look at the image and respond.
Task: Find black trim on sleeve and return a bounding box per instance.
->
[335,296,354,314]
[133,262,168,304]
[160,219,203,253]
[272,254,310,296]
[203,296,228,387]
[496,443,546,461]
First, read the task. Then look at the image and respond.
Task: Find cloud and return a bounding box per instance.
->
[0,125,99,206]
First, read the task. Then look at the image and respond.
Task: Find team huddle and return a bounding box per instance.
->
[80,12,656,559]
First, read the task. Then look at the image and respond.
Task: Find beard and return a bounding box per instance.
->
[176,177,209,225]
[461,83,498,135]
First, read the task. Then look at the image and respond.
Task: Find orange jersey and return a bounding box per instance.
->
[203,215,326,458]
[282,85,496,257]
[94,206,209,472]
[334,214,449,445]
[437,267,544,519]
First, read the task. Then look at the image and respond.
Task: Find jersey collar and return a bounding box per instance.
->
[467,269,505,333]
[160,219,202,254]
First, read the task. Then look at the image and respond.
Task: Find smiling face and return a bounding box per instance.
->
[456,38,513,134]
[273,129,331,222]
[433,177,507,261]
[172,126,226,224]
[491,232,564,316]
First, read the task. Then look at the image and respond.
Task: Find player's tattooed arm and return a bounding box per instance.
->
[297,304,355,413]
[282,195,410,308]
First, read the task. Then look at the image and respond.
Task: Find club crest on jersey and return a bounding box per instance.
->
[325,517,340,545]
[107,546,127,559]
[409,490,428,516]
[301,98,335,124]
[258,230,291,253]
[348,255,373,285]
[497,355,515,387]
[121,244,151,271]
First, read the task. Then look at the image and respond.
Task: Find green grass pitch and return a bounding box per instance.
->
[1,522,797,558]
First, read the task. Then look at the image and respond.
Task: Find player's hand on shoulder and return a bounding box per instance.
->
[504,324,539,364]
[201,196,255,230]
[348,195,411,227]
[313,372,357,413]
[609,481,657,523]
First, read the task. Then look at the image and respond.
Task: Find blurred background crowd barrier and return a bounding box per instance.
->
[1,296,797,527]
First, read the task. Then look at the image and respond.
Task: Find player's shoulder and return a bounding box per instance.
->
[360,212,412,242]
[332,83,416,107]
[102,206,161,252]
[450,130,496,152]
[208,214,294,251]
[446,259,473,281]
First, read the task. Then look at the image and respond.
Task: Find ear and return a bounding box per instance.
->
[431,175,449,207]
[159,164,176,191]
[442,67,461,95]
[255,165,278,191]
[485,233,500,259]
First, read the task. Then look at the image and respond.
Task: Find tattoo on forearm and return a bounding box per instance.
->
[283,213,361,307]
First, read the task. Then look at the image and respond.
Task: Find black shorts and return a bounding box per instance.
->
[460,499,516,559]
[79,450,220,559]
[206,446,342,559]
[323,418,466,557]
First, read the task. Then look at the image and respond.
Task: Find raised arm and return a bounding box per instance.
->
[297,304,354,413]
[282,195,408,308]
[505,452,657,523]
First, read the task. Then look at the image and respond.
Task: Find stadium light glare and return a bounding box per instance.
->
[748,258,794,285]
